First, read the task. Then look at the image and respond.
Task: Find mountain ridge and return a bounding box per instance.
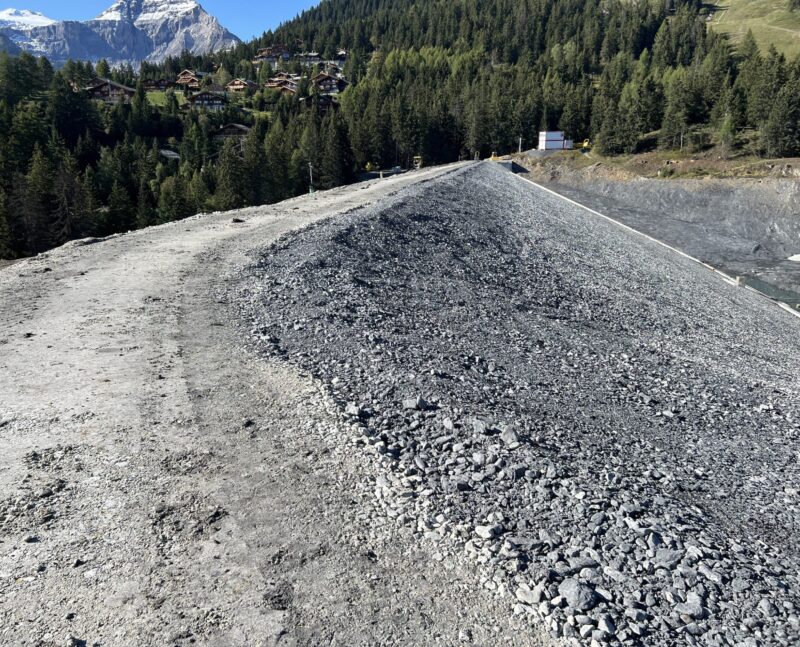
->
[0,0,240,65]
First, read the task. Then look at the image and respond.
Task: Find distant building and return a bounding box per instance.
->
[215,123,251,142]
[538,131,573,150]
[186,89,228,112]
[176,70,208,90]
[143,78,175,91]
[265,74,299,95]
[312,72,349,96]
[84,77,136,105]
[253,45,291,67]
[225,78,259,93]
[296,51,322,66]
[300,94,339,114]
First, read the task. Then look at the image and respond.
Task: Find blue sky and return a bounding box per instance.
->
[8,0,320,40]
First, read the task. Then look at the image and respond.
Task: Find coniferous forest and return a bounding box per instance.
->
[2,0,800,259]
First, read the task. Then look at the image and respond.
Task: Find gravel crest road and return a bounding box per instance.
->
[0,162,550,647]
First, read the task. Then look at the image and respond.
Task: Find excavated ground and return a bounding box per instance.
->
[521,162,800,305]
[240,163,800,647]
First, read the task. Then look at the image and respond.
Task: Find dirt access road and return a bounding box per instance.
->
[0,163,550,647]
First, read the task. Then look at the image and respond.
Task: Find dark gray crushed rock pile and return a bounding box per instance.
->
[238,163,800,646]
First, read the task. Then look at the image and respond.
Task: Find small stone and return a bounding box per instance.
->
[475,524,503,540]
[558,578,597,611]
[500,427,519,444]
[345,403,362,417]
[598,614,616,636]
[403,397,428,411]
[675,592,704,619]
[757,598,778,618]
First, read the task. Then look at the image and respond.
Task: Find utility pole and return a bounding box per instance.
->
[308,162,315,194]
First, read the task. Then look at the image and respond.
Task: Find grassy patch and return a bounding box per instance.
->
[146,91,187,107]
[709,0,800,57]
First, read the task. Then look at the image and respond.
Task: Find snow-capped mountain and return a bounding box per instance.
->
[0,8,55,28]
[0,1,240,66]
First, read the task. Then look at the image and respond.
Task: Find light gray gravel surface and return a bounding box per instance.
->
[240,162,800,647]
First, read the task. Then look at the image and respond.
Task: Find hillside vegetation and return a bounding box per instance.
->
[2,0,800,261]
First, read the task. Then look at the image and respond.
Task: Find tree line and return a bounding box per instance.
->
[2,0,800,259]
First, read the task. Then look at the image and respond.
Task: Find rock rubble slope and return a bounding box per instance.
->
[240,162,800,647]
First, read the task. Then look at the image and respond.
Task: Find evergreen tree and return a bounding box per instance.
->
[108,181,134,233]
[0,190,12,259]
[320,111,353,189]
[718,114,736,158]
[136,179,157,228]
[158,175,193,223]
[243,124,268,205]
[763,84,800,157]
[22,146,55,254]
[214,139,247,210]
[264,118,289,202]
[51,155,86,245]
[96,59,111,78]
[188,171,210,213]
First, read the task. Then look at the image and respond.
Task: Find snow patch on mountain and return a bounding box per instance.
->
[96,0,201,23]
[0,8,55,28]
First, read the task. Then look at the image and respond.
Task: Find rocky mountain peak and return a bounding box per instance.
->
[95,0,201,23]
[0,1,239,65]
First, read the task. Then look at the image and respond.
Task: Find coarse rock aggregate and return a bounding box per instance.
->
[238,162,800,646]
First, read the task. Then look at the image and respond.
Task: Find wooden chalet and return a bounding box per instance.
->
[312,72,349,96]
[84,78,136,105]
[186,89,228,112]
[265,74,299,95]
[252,45,291,66]
[176,69,208,90]
[143,78,175,91]
[296,51,322,66]
[215,123,251,142]
[300,94,339,114]
[225,78,259,93]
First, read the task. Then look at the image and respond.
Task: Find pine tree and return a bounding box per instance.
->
[23,146,55,254]
[214,139,247,211]
[320,112,353,189]
[108,181,134,233]
[0,190,12,259]
[243,125,268,205]
[96,59,111,79]
[763,84,800,157]
[264,118,289,203]
[157,175,193,223]
[51,155,86,246]
[188,171,210,213]
[718,115,736,158]
[136,179,157,228]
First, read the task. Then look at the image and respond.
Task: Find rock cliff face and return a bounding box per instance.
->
[0,1,240,65]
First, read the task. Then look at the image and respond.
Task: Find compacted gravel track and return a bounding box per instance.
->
[241,163,800,647]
